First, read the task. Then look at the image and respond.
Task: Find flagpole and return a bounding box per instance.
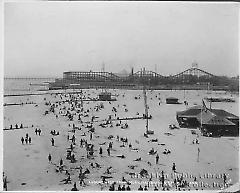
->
[197,147,200,162]
[200,99,207,135]
[200,101,203,129]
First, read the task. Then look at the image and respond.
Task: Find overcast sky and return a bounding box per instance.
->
[4,2,239,77]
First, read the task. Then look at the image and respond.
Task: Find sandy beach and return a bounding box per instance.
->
[4,2,239,191]
[3,89,239,191]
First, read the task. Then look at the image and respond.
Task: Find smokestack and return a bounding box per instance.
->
[131,67,134,75]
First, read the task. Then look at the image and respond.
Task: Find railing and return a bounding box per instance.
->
[4,77,56,80]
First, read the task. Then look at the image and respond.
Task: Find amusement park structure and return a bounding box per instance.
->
[48,64,238,91]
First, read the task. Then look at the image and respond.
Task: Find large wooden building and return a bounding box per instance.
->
[166,97,180,104]
[176,106,239,137]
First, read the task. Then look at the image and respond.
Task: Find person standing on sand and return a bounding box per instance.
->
[28,137,32,144]
[117,185,121,191]
[60,158,63,166]
[223,173,227,187]
[70,143,74,151]
[79,173,86,186]
[107,147,110,156]
[99,147,103,156]
[51,138,55,146]
[79,165,83,174]
[126,185,131,191]
[48,154,52,162]
[161,170,165,187]
[172,163,176,173]
[35,128,38,135]
[39,129,41,136]
[72,135,75,144]
[71,182,78,191]
[80,139,83,147]
[138,185,143,191]
[144,185,148,191]
[3,173,7,191]
[156,154,159,164]
[21,137,24,144]
[108,142,112,150]
[129,143,132,149]
[25,137,28,144]
[125,137,128,145]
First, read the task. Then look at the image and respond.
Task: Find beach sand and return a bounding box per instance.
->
[3,89,239,191]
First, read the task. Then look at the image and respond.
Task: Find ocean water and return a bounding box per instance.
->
[4,79,51,95]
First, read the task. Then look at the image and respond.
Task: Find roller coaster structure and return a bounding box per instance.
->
[3,67,218,84]
[15,65,234,90]
[56,66,217,85]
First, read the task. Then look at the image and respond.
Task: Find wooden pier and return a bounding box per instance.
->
[4,102,37,107]
[83,116,151,124]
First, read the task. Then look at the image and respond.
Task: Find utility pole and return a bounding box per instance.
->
[197,147,200,162]
[143,85,149,134]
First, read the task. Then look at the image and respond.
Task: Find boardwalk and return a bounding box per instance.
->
[4,77,56,81]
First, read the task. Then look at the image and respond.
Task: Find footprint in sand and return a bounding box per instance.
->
[21,182,27,186]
